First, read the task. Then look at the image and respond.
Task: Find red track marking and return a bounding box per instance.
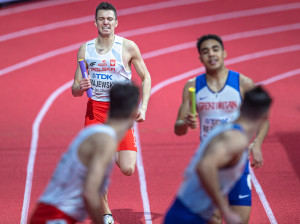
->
[0,0,210,43]
[7,38,300,220]
[20,45,300,223]
[119,2,300,38]
[2,21,300,78]
[142,50,300,223]
[0,0,299,223]
[10,31,297,222]
[1,2,300,68]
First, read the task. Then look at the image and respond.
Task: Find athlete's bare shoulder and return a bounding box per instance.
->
[185,77,196,89]
[77,43,86,59]
[239,73,255,97]
[204,129,247,163]
[225,129,248,147]
[181,78,196,100]
[122,38,139,51]
[210,129,248,158]
[78,131,116,167]
[122,38,142,65]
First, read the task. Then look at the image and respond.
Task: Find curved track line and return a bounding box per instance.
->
[258,68,300,85]
[2,22,300,78]
[20,80,73,224]
[143,22,300,59]
[0,42,84,77]
[0,0,82,17]
[0,0,211,43]
[20,45,300,223]
[151,45,300,94]
[2,2,300,43]
[117,0,211,16]
[118,2,300,37]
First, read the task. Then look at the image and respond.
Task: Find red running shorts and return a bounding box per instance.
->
[84,99,137,152]
[29,203,77,224]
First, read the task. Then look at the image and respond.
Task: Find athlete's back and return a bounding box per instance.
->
[177,123,248,221]
[39,124,116,221]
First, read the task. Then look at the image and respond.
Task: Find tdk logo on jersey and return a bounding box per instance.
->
[93,73,112,80]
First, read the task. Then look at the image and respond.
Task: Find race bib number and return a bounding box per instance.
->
[202,117,229,138]
[90,73,114,94]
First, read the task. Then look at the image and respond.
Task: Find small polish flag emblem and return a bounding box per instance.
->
[110,59,116,66]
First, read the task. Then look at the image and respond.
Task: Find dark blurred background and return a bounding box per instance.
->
[0,0,35,8]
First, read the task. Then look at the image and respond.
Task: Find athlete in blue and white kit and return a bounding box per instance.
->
[166,86,272,224]
[29,84,139,224]
[174,34,270,223]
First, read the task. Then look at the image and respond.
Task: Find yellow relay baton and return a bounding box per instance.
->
[189,87,196,115]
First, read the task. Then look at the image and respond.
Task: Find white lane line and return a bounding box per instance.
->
[118,0,212,16]
[151,45,300,94]
[143,22,300,59]
[225,45,300,65]
[118,3,300,37]
[150,57,300,224]
[134,122,153,224]
[0,0,211,43]
[2,22,300,78]
[250,167,278,224]
[20,81,73,224]
[0,0,83,17]
[0,42,84,77]
[1,2,300,43]
[258,68,300,85]
[20,44,300,223]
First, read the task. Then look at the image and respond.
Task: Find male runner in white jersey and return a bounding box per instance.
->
[29,83,140,224]
[166,86,272,224]
[174,34,270,223]
[71,2,151,222]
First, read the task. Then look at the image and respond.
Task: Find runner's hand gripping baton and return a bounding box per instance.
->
[78,59,92,98]
[189,87,196,115]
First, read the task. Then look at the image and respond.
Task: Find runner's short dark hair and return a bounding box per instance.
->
[109,83,140,119]
[240,86,272,120]
[197,34,224,54]
[95,2,117,20]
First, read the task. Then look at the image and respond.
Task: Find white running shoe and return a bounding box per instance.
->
[103,214,114,224]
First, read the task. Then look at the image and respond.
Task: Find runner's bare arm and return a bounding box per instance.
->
[240,74,269,168]
[82,134,116,224]
[197,132,247,223]
[125,39,151,122]
[175,78,198,136]
[71,44,92,97]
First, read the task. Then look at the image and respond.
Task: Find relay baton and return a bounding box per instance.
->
[78,59,92,98]
[189,87,196,115]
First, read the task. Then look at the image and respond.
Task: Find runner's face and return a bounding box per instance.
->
[95,10,118,37]
[199,39,226,71]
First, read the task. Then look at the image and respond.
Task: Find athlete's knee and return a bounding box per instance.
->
[120,165,135,176]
